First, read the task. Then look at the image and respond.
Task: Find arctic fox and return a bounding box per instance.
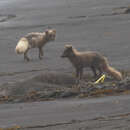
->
[15,29,56,61]
[61,45,122,80]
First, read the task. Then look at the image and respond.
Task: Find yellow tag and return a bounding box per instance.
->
[72,72,76,77]
[94,74,106,84]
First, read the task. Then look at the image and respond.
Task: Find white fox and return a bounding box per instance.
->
[15,29,56,61]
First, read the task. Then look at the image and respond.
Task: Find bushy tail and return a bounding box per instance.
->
[15,37,29,54]
[102,58,123,80]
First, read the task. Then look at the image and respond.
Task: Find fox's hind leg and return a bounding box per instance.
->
[91,66,97,78]
[97,67,103,76]
[24,49,30,61]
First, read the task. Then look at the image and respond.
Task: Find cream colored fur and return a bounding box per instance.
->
[15,37,29,54]
[15,29,56,61]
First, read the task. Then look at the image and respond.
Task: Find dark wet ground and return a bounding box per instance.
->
[0,0,130,102]
[0,95,130,130]
[0,0,130,85]
[0,0,130,129]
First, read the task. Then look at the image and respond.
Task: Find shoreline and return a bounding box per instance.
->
[0,71,129,104]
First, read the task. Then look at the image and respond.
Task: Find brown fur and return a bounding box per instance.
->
[16,29,56,61]
[61,45,123,80]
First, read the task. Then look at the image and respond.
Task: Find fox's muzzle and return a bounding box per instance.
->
[61,54,66,58]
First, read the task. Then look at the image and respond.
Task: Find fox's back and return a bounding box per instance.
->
[77,51,106,67]
[25,32,46,48]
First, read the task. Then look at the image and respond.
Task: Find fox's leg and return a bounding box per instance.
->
[75,67,83,80]
[97,67,103,76]
[79,68,83,80]
[39,47,44,60]
[76,68,84,80]
[75,68,82,84]
[76,68,80,78]
[91,66,97,77]
[24,49,30,61]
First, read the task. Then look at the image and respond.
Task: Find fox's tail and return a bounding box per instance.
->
[102,58,123,80]
[15,37,29,54]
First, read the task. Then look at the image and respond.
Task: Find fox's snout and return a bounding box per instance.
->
[61,54,65,58]
[61,52,67,58]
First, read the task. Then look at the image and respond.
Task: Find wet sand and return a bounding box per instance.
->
[0,0,130,129]
[0,95,130,129]
[0,0,130,84]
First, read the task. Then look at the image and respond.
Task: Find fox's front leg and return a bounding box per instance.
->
[79,68,83,80]
[39,47,44,60]
[76,68,83,80]
[74,68,80,84]
[76,68,80,79]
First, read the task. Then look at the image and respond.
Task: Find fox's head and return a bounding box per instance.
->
[61,45,75,58]
[45,29,56,41]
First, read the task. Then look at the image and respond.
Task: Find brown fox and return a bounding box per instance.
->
[15,29,56,61]
[61,45,123,80]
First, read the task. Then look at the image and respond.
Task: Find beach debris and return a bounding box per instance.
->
[0,72,129,104]
[0,125,21,130]
[112,6,130,15]
[94,74,106,84]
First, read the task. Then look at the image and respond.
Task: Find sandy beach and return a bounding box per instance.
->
[0,0,130,84]
[0,95,130,129]
[0,0,130,129]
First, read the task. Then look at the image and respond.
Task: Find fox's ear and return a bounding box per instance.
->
[65,45,73,49]
[52,29,56,34]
